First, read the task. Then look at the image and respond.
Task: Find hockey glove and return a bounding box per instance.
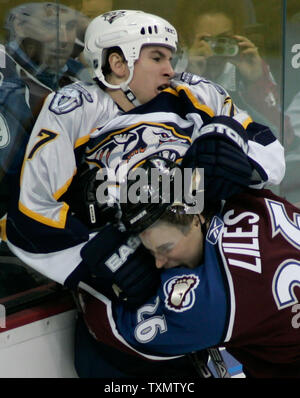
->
[66,166,119,230]
[80,223,160,308]
[182,116,253,201]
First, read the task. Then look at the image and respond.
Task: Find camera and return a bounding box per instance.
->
[204,36,239,57]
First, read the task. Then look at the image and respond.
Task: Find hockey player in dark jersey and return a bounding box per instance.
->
[77,156,300,378]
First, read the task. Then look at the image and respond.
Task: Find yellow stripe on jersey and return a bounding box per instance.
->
[0,217,7,241]
[223,97,253,129]
[53,171,77,200]
[74,133,90,149]
[242,116,252,129]
[19,200,69,229]
[163,87,180,96]
[224,96,235,116]
[176,85,215,117]
[86,160,102,168]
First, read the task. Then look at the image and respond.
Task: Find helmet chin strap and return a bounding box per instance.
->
[120,65,141,107]
[120,81,141,107]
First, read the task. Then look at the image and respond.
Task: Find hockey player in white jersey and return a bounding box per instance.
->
[6,7,285,308]
[5,9,285,377]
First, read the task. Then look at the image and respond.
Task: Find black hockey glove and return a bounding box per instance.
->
[66,166,119,230]
[80,224,160,308]
[182,116,253,201]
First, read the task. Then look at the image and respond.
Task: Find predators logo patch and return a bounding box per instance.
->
[163,275,199,312]
[49,84,93,114]
[102,10,126,24]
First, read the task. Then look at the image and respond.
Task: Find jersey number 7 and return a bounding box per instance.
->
[27,129,58,160]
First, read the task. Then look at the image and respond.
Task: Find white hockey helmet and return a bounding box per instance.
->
[84,10,178,91]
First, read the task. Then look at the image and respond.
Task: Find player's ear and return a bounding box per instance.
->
[193,214,203,228]
[199,214,205,225]
[108,52,128,79]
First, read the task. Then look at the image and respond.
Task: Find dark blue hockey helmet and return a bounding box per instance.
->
[119,156,182,234]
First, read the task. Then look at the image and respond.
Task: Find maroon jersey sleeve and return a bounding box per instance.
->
[218,189,300,377]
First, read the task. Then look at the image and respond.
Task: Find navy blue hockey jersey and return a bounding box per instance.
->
[78,189,300,377]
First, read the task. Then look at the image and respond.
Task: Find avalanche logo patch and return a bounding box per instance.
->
[206,216,224,245]
[163,275,199,312]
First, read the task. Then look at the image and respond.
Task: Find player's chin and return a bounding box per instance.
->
[175,262,196,270]
[140,91,158,104]
[164,262,181,269]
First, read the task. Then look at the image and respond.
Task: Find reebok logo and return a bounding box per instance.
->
[206,216,224,244]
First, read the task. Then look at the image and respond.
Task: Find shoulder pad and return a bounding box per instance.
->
[173,72,227,95]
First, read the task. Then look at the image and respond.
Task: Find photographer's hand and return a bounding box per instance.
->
[188,34,215,75]
[190,34,214,58]
[231,35,263,82]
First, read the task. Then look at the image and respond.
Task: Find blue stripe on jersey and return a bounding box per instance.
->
[208,349,243,377]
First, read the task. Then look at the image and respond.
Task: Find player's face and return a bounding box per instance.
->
[128,46,175,104]
[140,218,204,269]
[21,6,77,70]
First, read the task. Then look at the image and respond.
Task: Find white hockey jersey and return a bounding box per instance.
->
[6,72,285,291]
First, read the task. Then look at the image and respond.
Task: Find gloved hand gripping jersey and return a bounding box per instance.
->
[181,116,253,201]
[80,224,160,308]
[67,166,119,229]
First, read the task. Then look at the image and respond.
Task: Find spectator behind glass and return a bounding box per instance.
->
[174,0,296,150]
[5,2,87,91]
[0,3,88,294]
[281,9,300,205]
[0,2,89,220]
